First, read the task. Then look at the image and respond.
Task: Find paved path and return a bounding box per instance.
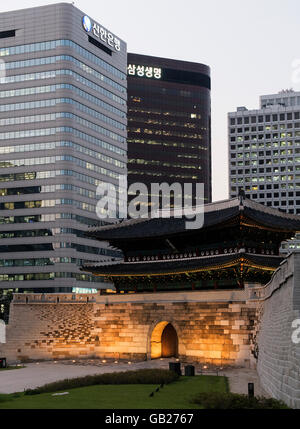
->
[219,367,270,397]
[0,359,270,397]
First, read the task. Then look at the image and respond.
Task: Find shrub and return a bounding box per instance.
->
[191,392,290,409]
[24,369,179,395]
[0,393,21,403]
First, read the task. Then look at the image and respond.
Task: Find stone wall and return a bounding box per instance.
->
[0,289,257,367]
[256,252,300,408]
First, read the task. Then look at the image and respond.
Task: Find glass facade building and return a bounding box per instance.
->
[0,3,127,295]
[127,53,211,209]
[228,90,300,214]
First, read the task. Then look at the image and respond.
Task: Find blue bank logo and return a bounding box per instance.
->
[82,15,92,33]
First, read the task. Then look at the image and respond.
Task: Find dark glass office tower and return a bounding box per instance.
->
[127,53,211,209]
[0,3,127,295]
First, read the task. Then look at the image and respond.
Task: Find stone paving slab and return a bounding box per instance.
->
[0,359,269,398]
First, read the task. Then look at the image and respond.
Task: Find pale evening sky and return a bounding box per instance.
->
[1,0,299,201]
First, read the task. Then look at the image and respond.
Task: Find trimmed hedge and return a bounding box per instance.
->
[24,369,179,395]
[191,392,290,409]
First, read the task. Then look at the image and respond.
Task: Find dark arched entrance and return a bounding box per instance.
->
[150,321,179,358]
[161,323,178,358]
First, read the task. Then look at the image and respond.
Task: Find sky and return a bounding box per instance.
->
[1,0,300,201]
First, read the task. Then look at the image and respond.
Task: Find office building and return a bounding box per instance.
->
[228,90,300,214]
[0,3,127,293]
[127,53,211,209]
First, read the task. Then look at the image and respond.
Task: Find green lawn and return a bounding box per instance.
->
[0,375,227,409]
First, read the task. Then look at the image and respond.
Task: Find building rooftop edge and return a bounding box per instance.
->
[128,52,210,74]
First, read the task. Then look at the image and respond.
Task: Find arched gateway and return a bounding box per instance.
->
[150,321,178,359]
[2,196,296,367]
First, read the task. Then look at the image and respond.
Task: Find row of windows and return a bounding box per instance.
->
[60,141,125,168]
[0,257,102,267]
[129,169,198,180]
[61,82,125,112]
[1,200,46,210]
[231,141,300,149]
[0,243,52,252]
[0,39,126,80]
[0,171,123,206]
[127,138,207,151]
[0,258,55,267]
[229,112,300,125]
[0,96,125,127]
[231,166,299,175]
[0,69,126,110]
[0,183,96,199]
[232,185,300,195]
[0,186,40,195]
[0,228,93,240]
[0,155,122,180]
[231,157,299,164]
[0,140,125,168]
[57,69,126,107]
[230,133,298,142]
[128,107,202,120]
[0,229,53,238]
[128,117,198,129]
[59,96,125,130]
[129,86,205,99]
[261,96,300,107]
[0,198,96,213]
[232,177,300,184]
[45,184,95,199]
[232,151,300,158]
[230,125,300,134]
[0,169,102,189]
[0,80,125,111]
[231,134,298,142]
[231,185,285,192]
[60,80,125,108]
[0,258,103,268]
[0,110,125,144]
[5,54,126,94]
[128,158,200,169]
[0,272,103,283]
[0,212,101,226]
[129,127,203,140]
[1,192,123,217]
[65,126,125,156]
[0,126,126,156]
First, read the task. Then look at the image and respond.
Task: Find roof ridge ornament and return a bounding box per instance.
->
[238,189,246,208]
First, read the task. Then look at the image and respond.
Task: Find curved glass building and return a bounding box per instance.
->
[127,53,211,209]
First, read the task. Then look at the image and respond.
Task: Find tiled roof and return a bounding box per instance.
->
[86,197,300,241]
[82,252,282,276]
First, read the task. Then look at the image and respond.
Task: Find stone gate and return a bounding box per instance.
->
[0,288,258,367]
